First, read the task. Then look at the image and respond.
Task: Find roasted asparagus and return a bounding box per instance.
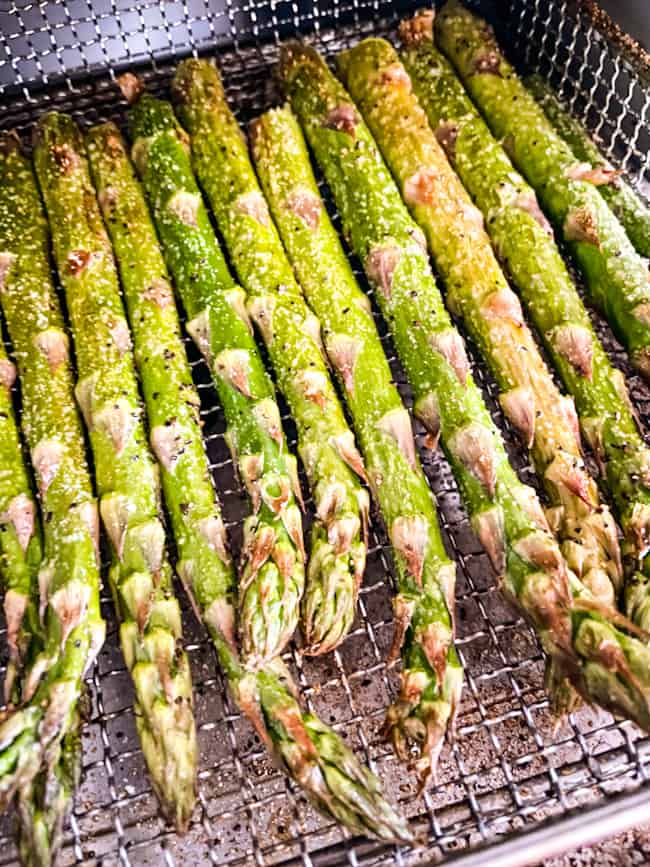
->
[435,0,650,378]
[33,112,197,832]
[526,73,650,259]
[337,37,621,615]
[125,87,306,666]
[252,104,463,780]
[172,59,369,656]
[280,41,650,735]
[116,92,411,844]
[399,15,650,632]
[0,133,104,862]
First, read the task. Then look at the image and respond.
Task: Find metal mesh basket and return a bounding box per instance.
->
[1,1,650,865]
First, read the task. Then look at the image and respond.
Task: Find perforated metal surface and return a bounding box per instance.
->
[0,1,649,866]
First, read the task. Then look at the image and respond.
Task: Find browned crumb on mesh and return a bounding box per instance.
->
[579,0,650,79]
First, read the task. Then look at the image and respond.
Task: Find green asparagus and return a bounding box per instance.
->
[0,133,105,862]
[172,59,369,656]
[526,73,650,259]
[399,16,650,632]
[337,37,621,613]
[435,0,650,379]
[16,705,84,867]
[87,120,236,673]
[125,90,306,667]
[0,305,68,867]
[0,338,41,704]
[32,112,197,832]
[0,138,43,704]
[96,101,411,846]
[245,658,413,843]
[0,133,102,702]
[280,41,650,734]
[252,105,463,780]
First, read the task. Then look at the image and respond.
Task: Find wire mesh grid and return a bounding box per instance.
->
[508,0,650,190]
[0,1,650,865]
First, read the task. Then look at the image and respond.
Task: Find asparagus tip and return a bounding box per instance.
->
[545,657,583,720]
[256,664,414,844]
[167,795,196,835]
[301,536,365,656]
[151,748,197,834]
[382,654,462,791]
[383,695,447,789]
[573,596,650,642]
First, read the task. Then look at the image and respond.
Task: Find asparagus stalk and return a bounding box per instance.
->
[32,112,197,832]
[526,73,650,259]
[0,138,43,705]
[0,314,70,866]
[399,18,650,633]
[0,134,102,702]
[280,41,650,734]
[90,110,411,847]
[337,37,621,612]
[0,358,88,867]
[251,105,463,780]
[434,0,650,379]
[0,338,41,704]
[124,90,306,667]
[0,133,105,861]
[86,120,236,676]
[171,59,369,656]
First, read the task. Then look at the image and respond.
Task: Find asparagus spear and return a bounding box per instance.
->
[0,133,102,700]
[526,73,650,259]
[124,90,306,667]
[171,59,369,656]
[252,105,463,780]
[337,37,621,613]
[0,133,105,861]
[86,120,236,676]
[399,18,650,633]
[434,0,650,379]
[280,41,650,734]
[88,113,411,847]
[0,317,70,866]
[32,112,197,832]
[0,338,41,704]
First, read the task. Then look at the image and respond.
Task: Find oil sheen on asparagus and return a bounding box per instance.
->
[118,86,411,844]
[435,0,650,379]
[0,133,104,863]
[337,37,621,615]
[252,104,463,780]
[280,40,650,735]
[33,112,197,832]
[399,13,650,633]
[526,73,650,259]
[172,59,369,656]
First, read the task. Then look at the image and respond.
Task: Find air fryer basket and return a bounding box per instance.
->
[1,1,650,865]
